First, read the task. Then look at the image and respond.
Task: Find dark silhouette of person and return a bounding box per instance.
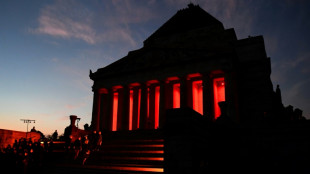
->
[84,123,90,131]
[95,131,102,151]
[82,136,90,165]
[52,130,58,141]
[73,136,82,160]
[89,130,97,151]
[30,126,36,132]
[43,139,49,152]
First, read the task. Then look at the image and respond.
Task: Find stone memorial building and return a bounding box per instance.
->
[89,4,274,133]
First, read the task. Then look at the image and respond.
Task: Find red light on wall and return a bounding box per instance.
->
[155,86,160,129]
[187,73,202,79]
[147,88,150,119]
[99,88,108,94]
[166,76,179,83]
[112,92,118,131]
[213,77,225,119]
[129,90,134,131]
[173,83,180,108]
[192,80,203,115]
[137,89,141,129]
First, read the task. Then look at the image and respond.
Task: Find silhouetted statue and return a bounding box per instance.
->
[275,84,284,110]
[276,85,282,102]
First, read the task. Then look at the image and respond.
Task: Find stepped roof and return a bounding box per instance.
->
[144,3,224,45]
[90,4,228,80]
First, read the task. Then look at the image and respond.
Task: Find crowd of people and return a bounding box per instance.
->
[0,138,55,173]
[0,130,103,174]
[64,130,102,165]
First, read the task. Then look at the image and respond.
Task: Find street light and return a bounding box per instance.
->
[20,119,35,139]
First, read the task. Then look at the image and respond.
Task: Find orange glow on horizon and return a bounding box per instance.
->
[214,77,225,119]
[192,80,203,115]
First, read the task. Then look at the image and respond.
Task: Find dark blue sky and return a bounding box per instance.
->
[1,0,309,135]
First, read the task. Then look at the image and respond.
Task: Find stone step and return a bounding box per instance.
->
[50,163,164,174]
[45,130,165,174]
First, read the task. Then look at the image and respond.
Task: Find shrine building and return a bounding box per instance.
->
[89,4,274,132]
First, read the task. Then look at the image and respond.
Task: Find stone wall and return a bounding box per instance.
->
[0,129,41,148]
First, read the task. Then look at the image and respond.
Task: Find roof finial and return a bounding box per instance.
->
[188,2,194,8]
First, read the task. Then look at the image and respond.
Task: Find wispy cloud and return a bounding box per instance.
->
[285,78,310,114]
[96,0,157,47]
[276,52,310,74]
[31,0,156,47]
[32,0,96,44]
[111,0,156,24]
[289,79,308,96]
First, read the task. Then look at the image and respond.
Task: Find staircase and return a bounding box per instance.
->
[46,130,164,174]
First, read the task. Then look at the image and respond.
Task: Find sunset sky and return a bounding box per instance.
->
[1,0,309,136]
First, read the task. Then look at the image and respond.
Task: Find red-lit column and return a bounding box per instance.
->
[98,92,104,131]
[108,88,115,131]
[102,90,112,131]
[149,85,156,129]
[91,89,100,131]
[203,73,214,120]
[159,80,166,129]
[121,86,130,130]
[139,83,148,129]
[132,87,140,130]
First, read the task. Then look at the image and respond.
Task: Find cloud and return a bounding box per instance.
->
[111,0,156,24]
[278,52,310,74]
[94,0,157,47]
[31,0,156,47]
[285,78,310,115]
[286,79,307,100]
[33,0,96,44]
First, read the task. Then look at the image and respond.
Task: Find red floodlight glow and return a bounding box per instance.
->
[155,86,160,129]
[192,80,203,115]
[112,92,118,131]
[129,90,134,130]
[213,77,225,119]
[173,83,180,108]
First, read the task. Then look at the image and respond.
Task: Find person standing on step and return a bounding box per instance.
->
[82,135,90,165]
[73,136,82,160]
[95,131,102,151]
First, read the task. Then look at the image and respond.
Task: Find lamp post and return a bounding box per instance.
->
[20,119,35,139]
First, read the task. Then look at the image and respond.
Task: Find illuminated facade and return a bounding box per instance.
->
[89,4,274,132]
